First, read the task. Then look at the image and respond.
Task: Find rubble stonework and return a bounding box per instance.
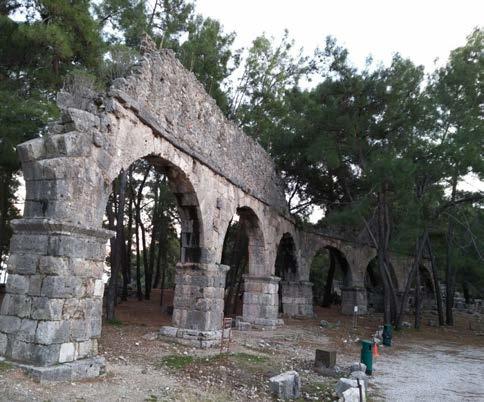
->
[0,39,428,380]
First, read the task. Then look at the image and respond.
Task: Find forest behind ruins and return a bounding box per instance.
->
[0,0,482,329]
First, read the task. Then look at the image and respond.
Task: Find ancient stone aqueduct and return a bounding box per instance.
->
[0,41,431,380]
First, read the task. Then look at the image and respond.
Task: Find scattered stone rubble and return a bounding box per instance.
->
[269,370,301,399]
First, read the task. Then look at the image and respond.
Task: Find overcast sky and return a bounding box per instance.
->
[196,0,483,72]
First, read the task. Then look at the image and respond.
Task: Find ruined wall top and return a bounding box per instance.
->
[102,45,288,214]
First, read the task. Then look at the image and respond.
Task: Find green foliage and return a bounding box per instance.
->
[106,318,123,326]
[158,354,194,370]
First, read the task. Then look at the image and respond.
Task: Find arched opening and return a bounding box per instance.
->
[275,233,298,312]
[310,246,351,309]
[220,207,264,317]
[365,257,384,313]
[103,154,203,324]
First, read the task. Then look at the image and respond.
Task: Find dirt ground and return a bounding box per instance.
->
[0,292,483,402]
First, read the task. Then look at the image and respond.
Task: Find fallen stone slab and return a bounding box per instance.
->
[335,378,358,396]
[269,370,301,399]
[349,362,367,373]
[12,356,105,384]
[315,349,336,369]
[342,386,366,402]
[350,370,369,388]
[335,378,366,401]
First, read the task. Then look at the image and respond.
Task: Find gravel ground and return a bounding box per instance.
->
[0,300,483,401]
[371,341,484,401]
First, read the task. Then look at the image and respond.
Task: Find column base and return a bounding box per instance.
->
[242,275,284,329]
[341,287,368,315]
[159,326,223,348]
[8,356,105,383]
[281,281,314,318]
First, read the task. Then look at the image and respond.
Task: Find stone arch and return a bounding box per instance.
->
[275,233,298,282]
[236,206,266,277]
[309,245,352,305]
[365,256,384,312]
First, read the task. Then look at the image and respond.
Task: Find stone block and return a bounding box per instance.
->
[5,274,29,295]
[31,297,64,320]
[335,378,366,401]
[0,315,22,333]
[0,333,7,355]
[38,256,69,276]
[16,138,46,162]
[315,349,337,369]
[59,342,75,363]
[9,234,49,255]
[16,319,38,342]
[33,343,62,365]
[269,371,301,399]
[10,340,35,362]
[41,276,83,298]
[350,370,369,389]
[349,362,367,373]
[70,319,91,341]
[36,320,70,344]
[0,294,31,317]
[90,316,102,338]
[159,326,178,338]
[93,280,104,297]
[76,340,93,359]
[7,254,39,275]
[62,299,86,320]
[342,386,366,402]
[28,275,43,296]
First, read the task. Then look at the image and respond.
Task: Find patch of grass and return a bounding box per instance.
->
[298,379,338,402]
[0,361,12,372]
[144,395,158,402]
[106,318,123,326]
[231,352,268,364]
[158,354,194,370]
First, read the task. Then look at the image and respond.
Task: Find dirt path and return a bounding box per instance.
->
[371,341,484,401]
[0,297,483,401]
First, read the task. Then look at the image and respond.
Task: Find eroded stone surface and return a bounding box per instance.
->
[0,39,420,377]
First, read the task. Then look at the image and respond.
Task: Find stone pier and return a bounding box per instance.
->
[159,262,229,347]
[242,275,283,329]
[281,281,314,318]
[341,286,367,315]
[0,218,110,382]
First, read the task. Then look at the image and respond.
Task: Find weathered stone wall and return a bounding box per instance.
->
[0,39,423,378]
[109,48,288,215]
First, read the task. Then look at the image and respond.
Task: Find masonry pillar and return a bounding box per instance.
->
[242,275,283,329]
[281,281,314,318]
[341,286,367,315]
[0,218,111,382]
[159,262,229,347]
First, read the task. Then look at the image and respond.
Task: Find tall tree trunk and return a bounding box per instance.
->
[106,171,127,320]
[445,176,458,325]
[135,217,143,301]
[133,166,151,301]
[159,242,168,307]
[321,250,336,307]
[414,264,421,329]
[396,231,428,328]
[122,181,134,301]
[427,237,444,326]
[377,188,392,324]
[153,234,163,289]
